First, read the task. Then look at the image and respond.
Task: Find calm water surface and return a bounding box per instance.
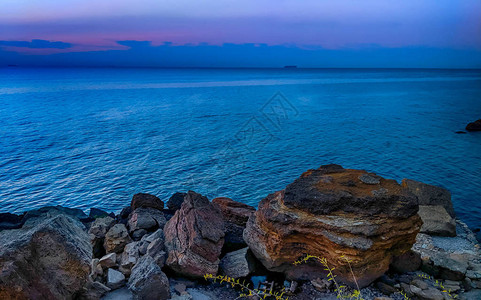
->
[1,68,480,228]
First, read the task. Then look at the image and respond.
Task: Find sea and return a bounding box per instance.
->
[1,68,480,229]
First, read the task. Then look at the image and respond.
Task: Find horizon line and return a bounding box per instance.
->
[2,66,481,71]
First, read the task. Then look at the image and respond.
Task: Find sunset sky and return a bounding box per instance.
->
[1,0,481,67]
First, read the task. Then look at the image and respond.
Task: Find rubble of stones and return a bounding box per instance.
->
[0,165,480,300]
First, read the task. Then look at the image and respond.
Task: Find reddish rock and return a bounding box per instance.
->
[212,197,255,226]
[164,191,225,278]
[212,197,255,252]
[131,193,164,211]
[244,164,422,288]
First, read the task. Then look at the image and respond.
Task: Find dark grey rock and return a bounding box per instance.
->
[0,214,91,299]
[418,205,456,237]
[90,208,115,219]
[219,247,257,278]
[402,179,455,218]
[128,256,170,300]
[167,192,187,211]
[107,268,125,290]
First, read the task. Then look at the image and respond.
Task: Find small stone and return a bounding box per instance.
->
[473,279,481,289]
[411,286,444,300]
[467,270,481,279]
[146,238,166,267]
[99,253,117,268]
[104,224,132,253]
[174,283,187,294]
[411,279,429,290]
[131,229,148,240]
[289,281,298,293]
[311,278,332,292]
[107,268,125,290]
[443,284,461,293]
[463,277,473,291]
[79,280,111,299]
[376,282,397,295]
[120,242,140,271]
[400,283,414,297]
[90,258,103,280]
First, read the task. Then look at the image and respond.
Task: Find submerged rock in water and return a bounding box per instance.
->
[164,191,225,278]
[466,119,481,131]
[244,164,422,287]
[0,213,92,299]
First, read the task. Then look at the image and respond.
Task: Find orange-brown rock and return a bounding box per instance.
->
[244,164,422,287]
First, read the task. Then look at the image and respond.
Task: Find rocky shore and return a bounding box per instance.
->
[1,164,480,300]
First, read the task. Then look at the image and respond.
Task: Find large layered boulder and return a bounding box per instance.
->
[164,191,225,278]
[244,164,422,287]
[212,197,255,252]
[0,213,92,299]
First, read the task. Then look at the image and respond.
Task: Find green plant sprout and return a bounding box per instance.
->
[203,274,289,300]
[417,273,458,299]
[293,254,364,300]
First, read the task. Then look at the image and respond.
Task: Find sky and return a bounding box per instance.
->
[1,0,481,68]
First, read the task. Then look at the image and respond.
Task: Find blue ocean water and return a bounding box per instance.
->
[1,68,480,228]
